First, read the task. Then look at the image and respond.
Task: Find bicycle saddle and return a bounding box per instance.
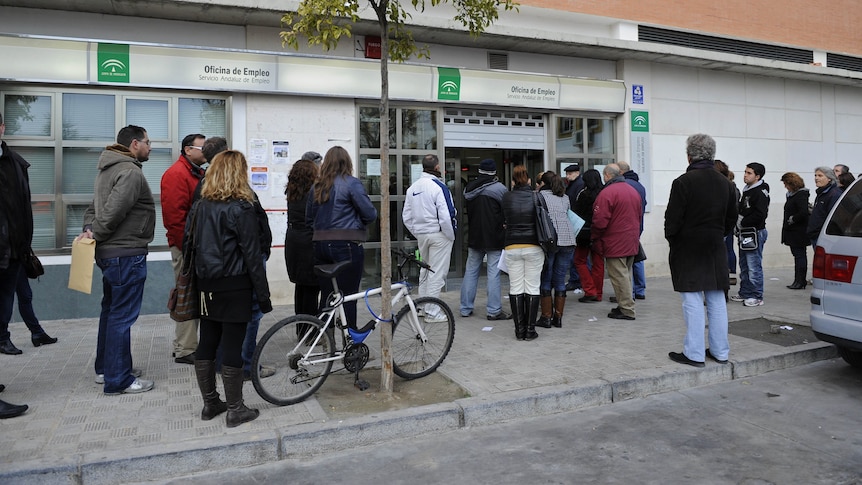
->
[314,260,352,279]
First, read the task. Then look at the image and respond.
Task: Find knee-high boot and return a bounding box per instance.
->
[552,290,566,328]
[524,294,540,341]
[222,365,260,428]
[536,290,553,328]
[194,360,227,421]
[510,294,526,340]
[788,264,808,289]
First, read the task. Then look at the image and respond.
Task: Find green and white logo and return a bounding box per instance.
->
[98,43,129,83]
[631,111,649,132]
[437,67,460,101]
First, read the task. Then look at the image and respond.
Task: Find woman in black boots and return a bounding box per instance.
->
[502,165,543,341]
[780,172,810,290]
[190,150,272,428]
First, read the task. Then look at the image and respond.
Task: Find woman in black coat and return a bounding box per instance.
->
[779,172,810,289]
[573,169,605,303]
[807,166,842,247]
[284,159,320,315]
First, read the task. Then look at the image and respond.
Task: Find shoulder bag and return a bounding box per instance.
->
[23,247,45,279]
[168,207,200,322]
[533,192,558,254]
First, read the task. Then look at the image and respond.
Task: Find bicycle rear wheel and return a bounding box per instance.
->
[251,315,335,406]
[392,296,455,379]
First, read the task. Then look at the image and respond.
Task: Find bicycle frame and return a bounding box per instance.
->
[294,280,428,367]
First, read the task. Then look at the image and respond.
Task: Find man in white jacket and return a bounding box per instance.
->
[403,154,457,323]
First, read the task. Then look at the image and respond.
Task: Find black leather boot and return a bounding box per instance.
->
[510,294,526,340]
[222,365,260,428]
[0,398,28,419]
[194,360,227,421]
[536,290,553,328]
[787,265,807,289]
[524,294,540,341]
[552,290,566,328]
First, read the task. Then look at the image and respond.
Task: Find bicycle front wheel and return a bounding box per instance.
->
[392,296,455,379]
[251,315,335,406]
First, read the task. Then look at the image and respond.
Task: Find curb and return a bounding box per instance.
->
[0,342,838,484]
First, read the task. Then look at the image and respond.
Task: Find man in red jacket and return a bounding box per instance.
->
[160,133,207,364]
[591,163,643,321]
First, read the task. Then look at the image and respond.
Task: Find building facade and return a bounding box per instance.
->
[1,1,860,318]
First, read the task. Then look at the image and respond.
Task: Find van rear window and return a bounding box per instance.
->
[825,180,862,237]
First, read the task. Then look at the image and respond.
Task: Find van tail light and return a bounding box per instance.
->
[814,246,858,283]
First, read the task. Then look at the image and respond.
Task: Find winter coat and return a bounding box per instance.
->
[565,175,584,209]
[738,180,770,230]
[623,170,647,233]
[189,198,271,312]
[502,184,539,247]
[83,144,155,259]
[573,187,598,247]
[0,141,33,269]
[307,175,377,241]
[591,177,641,258]
[284,192,317,286]
[403,172,456,241]
[463,174,507,250]
[539,189,576,247]
[665,162,739,292]
[781,188,810,248]
[160,155,205,249]
[807,182,841,241]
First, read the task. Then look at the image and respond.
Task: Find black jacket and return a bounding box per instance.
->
[502,184,539,247]
[781,188,810,247]
[573,187,598,247]
[463,174,507,250]
[188,198,271,312]
[739,181,770,230]
[0,141,33,269]
[807,182,841,240]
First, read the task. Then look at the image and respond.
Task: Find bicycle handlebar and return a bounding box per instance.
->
[394,248,433,272]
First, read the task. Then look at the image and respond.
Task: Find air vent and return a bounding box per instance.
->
[488,52,509,70]
[638,26,813,65]
[827,53,862,72]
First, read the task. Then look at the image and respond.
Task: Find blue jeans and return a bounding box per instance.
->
[314,241,364,330]
[541,246,575,292]
[460,248,504,316]
[95,254,147,393]
[567,252,581,288]
[681,290,729,362]
[0,261,22,342]
[632,260,646,297]
[241,287,265,374]
[738,228,767,299]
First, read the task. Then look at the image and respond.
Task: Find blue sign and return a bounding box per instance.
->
[632,84,644,105]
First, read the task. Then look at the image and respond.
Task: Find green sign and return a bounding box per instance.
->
[437,67,460,101]
[631,111,649,132]
[97,43,129,83]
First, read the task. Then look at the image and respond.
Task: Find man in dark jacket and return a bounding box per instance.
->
[80,125,156,395]
[563,164,584,292]
[0,113,32,417]
[619,161,647,300]
[730,162,770,307]
[460,159,510,320]
[592,164,642,320]
[666,134,738,367]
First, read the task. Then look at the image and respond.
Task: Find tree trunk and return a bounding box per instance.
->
[378,24,394,394]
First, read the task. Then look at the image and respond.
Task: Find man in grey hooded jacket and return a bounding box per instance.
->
[81,125,156,395]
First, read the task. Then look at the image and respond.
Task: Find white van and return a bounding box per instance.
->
[810,177,862,369]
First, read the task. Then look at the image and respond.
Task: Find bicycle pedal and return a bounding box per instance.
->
[354,379,370,391]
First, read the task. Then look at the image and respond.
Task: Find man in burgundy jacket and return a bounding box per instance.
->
[591,163,643,321]
[160,133,206,364]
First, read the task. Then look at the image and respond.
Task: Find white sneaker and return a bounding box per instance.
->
[743,298,764,307]
[104,378,154,395]
[95,368,142,384]
[572,288,584,295]
[424,314,448,324]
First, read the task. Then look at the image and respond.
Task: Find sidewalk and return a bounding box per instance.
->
[0,267,835,484]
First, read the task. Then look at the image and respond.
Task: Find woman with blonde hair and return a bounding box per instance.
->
[190,149,272,428]
[502,164,543,340]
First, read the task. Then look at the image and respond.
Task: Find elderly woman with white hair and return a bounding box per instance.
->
[807,166,842,247]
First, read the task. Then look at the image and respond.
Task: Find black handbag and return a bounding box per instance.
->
[23,247,45,279]
[738,227,758,251]
[533,192,558,254]
[168,208,200,322]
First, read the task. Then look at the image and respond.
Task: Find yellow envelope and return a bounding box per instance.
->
[69,238,96,294]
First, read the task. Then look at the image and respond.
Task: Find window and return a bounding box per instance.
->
[553,115,615,173]
[1,88,228,252]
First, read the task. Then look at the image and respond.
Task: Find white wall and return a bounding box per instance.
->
[629,60,862,278]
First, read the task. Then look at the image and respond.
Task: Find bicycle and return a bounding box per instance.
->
[251,249,456,406]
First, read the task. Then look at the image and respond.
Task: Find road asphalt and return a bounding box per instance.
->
[0,266,836,484]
